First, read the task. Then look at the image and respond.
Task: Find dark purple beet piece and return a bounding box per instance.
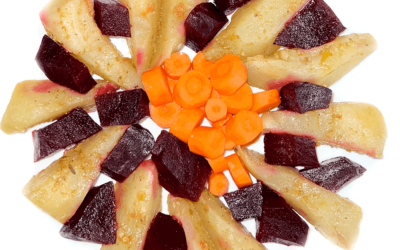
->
[300,156,366,192]
[95,89,150,126]
[151,130,212,202]
[143,213,187,250]
[274,0,346,49]
[33,108,102,162]
[264,133,319,167]
[256,184,309,246]
[184,3,228,52]
[279,82,332,114]
[35,35,97,94]
[101,124,155,182]
[94,0,131,37]
[214,0,251,15]
[223,182,263,221]
[60,182,117,244]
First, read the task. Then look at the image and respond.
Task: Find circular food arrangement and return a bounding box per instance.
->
[0,0,391,250]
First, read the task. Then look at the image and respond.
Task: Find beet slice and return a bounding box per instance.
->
[184,3,228,52]
[256,184,309,246]
[274,0,346,49]
[151,130,212,202]
[223,182,263,221]
[143,213,187,250]
[95,89,150,126]
[33,108,102,162]
[35,35,97,94]
[214,0,251,15]
[279,82,332,114]
[264,133,319,167]
[300,156,366,192]
[94,0,131,37]
[60,182,117,244]
[101,124,155,182]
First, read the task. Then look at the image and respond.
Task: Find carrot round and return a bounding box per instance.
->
[207,156,228,173]
[225,110,263,145]
[205,99,227,122]
[220,83,253,114]
[210,54,247,95]
[169,108,205,143]
[174,71,212,109]
[212,113,232,128]
[193,52,214,78]
[168,78,178,93]
[188,126,225,159]
[211,89,220,99]
[163,52,191,80]
[150,101,182,128]
[142,66,173,106]
[226,153,252,188]
[209,172,229,196]
[251,89,281,113]
[222,126,236,150]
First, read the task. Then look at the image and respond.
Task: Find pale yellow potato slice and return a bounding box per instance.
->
[1,80,117,134]
[193,189,267,250]
[236,146,362,250]
[148,0,205,69]
[168,195,220,250]
[262,102,387,158]
[120,0,162,74]
[23,126,127,223]
[203,0,309,62]
[101,160,162,250]
[245,34,377,90]
[41,0,141,89]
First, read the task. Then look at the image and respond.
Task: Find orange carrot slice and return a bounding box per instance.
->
[226,153,252,188]
[207,156,228,173]
[210,89,220,99]
[205,99,227,122]
[212,113,232,128]
[142,66,173,106]
[150,101,182,128]
[225,110,263,145]
[209,172,229,196]
[163,52,191,80]
[251,89,281,113]
[174,71,212,109]
[220,83,253,114]
[168,78,178,93]
[222,126,236,150]
[170,108,205,143]
[188,127,225,159]
[193,52,214,78]
[210,54,247,95]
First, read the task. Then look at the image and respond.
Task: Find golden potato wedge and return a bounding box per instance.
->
[1,80,117,134]
[262,102,387,158]
[41,0,141,89]
[245,33,377,90]
[236,146,362,250]
[101,160,162,250]
[23,126,127,223]
[203,0,309,62]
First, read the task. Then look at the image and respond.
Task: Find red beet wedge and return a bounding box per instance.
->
[264,133,319,167]
[256,185,309,246]
[279,82,332,114]
[94,0,131,37]
[101,124,155,182]
[35,35,97,94]
[214,0,252,15]
[300,156,366,192]
[274,0,346,49]
[33,108,102,162]
[143,213,188,250]
[59,182,117,244]
[223,182,263,222]
[185,3,228,52]
[151,130,212,202]
[95,89,150,126]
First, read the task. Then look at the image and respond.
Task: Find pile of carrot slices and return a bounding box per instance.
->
[142,52,281,196]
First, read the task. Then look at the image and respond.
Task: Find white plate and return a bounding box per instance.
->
[0,0,399,250]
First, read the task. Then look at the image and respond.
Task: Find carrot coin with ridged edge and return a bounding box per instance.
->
[225,110,263,145]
